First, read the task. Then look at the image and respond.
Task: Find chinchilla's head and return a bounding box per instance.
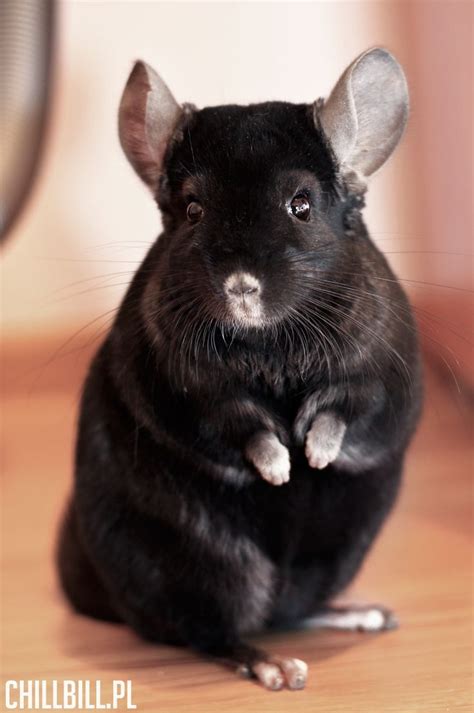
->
[118,48,408,338]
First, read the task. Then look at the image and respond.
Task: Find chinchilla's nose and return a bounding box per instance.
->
[224,272,261,296]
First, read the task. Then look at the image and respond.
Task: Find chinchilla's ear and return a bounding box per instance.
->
[317,48,409,181]
[118,61,183,189]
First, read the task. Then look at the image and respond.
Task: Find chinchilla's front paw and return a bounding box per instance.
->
[305,412,346,470]
[245,431,291,486]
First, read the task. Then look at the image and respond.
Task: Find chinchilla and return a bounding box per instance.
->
[57,48,422,690]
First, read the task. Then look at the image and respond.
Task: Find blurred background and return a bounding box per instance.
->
[1,2,472,711]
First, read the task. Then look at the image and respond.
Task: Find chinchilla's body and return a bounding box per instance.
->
[58,49,422,690]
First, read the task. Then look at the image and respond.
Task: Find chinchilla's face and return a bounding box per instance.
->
[118,49,408,334]
[157,103,344,329]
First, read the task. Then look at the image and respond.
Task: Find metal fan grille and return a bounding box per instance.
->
[0,1,55,242]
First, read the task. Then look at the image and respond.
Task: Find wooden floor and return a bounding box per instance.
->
[2,338,473,712]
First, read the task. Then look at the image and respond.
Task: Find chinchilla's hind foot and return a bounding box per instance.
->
[201,640,308,691]
[303,604,399,632]
[236,653,308,691]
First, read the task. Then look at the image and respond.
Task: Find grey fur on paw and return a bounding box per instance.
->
[305,412,346,470]
[245,432,290,486]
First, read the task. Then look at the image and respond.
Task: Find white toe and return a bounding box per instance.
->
[252,662,285,690]
[275,657,308,690]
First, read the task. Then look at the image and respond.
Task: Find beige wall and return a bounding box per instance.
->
[407,0,473,285]
[1,1,471,339]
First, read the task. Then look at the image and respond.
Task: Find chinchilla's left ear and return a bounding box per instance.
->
[317,48,409,180]
[118,61,183,190]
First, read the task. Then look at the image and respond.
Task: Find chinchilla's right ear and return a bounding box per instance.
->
[317,48,409,184]
[118,61,184,190]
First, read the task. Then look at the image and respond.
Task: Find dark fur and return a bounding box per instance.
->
[57,101,422,671]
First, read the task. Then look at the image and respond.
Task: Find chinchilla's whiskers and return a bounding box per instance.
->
[381,249,473,258]
[302,301,407,430]
[299,298,366,376]
[284,308,311,374]
[208,316,222,361]
[286,308,313,370]
[316,277,467,378]
[145,284,209,384]
[45,270,137,297]
[411,304,471,347]
[293,278,413,396]
[149,277,371,390]
[283,244,342,262]
[283,309,302,359]
[192,311,221,381]
[304,278,463,401]
[27,294,146,395]
[51,281,138,302]
[205,319,217,362]
[180,310,197,381]
[285,239,472,288]
[304,289,413,396]
[148,288,203,320]
[291,265,472,341]
[269,319,281,346]
[285,305,334,382]
[87,240,152,251]
[290,300,360,403]
[299,275,412,340]
[174,306,204,383]
[301,308,345,385]
[211,304,230,359]
[42,263,160,307]
[323,267,473,295]
[193,308,211,363]
[141,261,461,401]
[299,296,400,416]
[175,297,220,386]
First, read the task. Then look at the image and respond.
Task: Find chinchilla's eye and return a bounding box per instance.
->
[186,201,203,224]
[290,193,311,221]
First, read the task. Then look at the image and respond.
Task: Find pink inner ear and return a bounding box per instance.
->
[118,61,182,190]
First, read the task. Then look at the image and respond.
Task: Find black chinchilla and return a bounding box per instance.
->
[57,48,422,690]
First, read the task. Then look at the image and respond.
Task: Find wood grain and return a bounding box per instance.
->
[1,339,473,712]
